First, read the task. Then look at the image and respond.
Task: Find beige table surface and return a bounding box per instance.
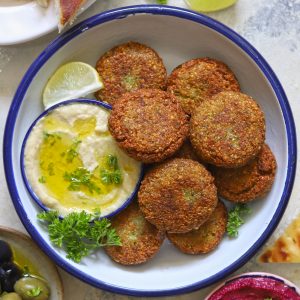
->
[1,0,300,299]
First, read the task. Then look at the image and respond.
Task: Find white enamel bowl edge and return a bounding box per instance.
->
[3,5,297,297]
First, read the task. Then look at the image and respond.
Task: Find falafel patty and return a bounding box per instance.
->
[105,201,165,265]
[95,41,167,105]
[109,89,189,163]
[174,140,206,165]
[167,57,240,114]
[190,91,265,168]
[211,144,277,203]
[138,158,218,233]
[167,201,227,254]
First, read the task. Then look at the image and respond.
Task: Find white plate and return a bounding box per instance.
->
[0,0,96,45]
[3,5,297,297]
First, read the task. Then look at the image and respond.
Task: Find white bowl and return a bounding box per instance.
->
[3,5,297,297]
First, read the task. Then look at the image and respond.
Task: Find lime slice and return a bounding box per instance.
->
[186,0,237,12]
[43,62,103,109]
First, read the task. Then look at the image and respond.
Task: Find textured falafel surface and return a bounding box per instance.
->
[212,144,277,203]
[167,57,240,114]
[105,201,165,265]
[95,41,167,105]
[167,201,228,254]
[109,89,189,163]
[138,158,218,233]
[190,91,265,168]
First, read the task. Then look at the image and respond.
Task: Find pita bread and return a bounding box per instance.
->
[259,214,300,262]
[55,0,87,31]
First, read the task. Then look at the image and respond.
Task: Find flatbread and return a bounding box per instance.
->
[55,0,87,31]
[259,214,300,262]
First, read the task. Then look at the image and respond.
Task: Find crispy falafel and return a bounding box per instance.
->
[174,140,200,161]
[167,58,240,114]
[95,41,167,105]
[138,158,218,233]
[108,89,189,163]
[167,201,227,254]
[105,201,165,265]
[211,144,277,203]
[174,140,207,166]
[190,91,265,168]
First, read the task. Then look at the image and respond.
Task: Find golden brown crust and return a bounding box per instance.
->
[108,89,189,163]
[105,201,165,265]
[138,158,218,233]
[167,57,240,114]
[259,214,300,263]
[212,144,277,203]
[167,201,227,254]
[190,91,266,168]
[95,41,167,105]
[174,140,201,162]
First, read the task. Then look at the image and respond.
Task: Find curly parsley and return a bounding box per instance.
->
[64,167,101,194]
[227,204,251,237]
[100,155,123,185]
[38,210,121,263]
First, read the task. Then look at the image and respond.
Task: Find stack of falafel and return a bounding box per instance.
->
[95,42,277,265]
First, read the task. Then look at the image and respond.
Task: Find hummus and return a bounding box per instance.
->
[24,102,142,217]
[207,275,300,300]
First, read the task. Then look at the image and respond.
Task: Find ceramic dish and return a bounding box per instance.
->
[20,98,143,218]
[0,0,96,45]
[0,226,63,300]
[205,272,300,299]
[3,5,297,297]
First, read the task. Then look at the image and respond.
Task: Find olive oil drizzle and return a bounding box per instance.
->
[37,114,123,210]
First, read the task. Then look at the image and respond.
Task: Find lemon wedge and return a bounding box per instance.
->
[186,0,237,12]
[42,62,103,109]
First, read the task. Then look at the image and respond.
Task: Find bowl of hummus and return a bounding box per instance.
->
[205,272,300,300]
[21,99,143,218]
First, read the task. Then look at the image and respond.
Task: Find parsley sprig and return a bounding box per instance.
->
[62,139,81,163]
[100,155,123,185]
[38,210,121,263]
[227,204,251,237]
[64,167,101,194]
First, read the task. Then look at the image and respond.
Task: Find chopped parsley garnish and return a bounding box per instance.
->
[37,210,121,263]
[47,162,55,176]
[100,169,122,185]
[65,139,81,163]
[64,167,101,194]
[27,287,42,297]
[227,204,251,237]
[100,155,123,185]
[156,0,167,4]
[43,132,61,146]
[38,176,46,183]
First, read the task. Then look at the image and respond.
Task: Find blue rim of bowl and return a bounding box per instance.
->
[3,5,297,297]
[20,98,143,220]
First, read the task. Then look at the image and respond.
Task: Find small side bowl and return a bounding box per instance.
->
[20,98,144,219]
[205,272,300,299]
[0,226,63,300]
